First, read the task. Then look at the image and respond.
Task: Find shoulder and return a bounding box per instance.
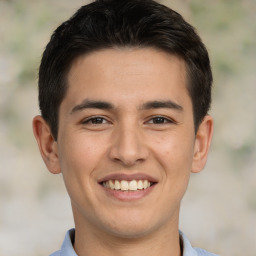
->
[48,229,77,256]
[49,251,61,256]
[194,247,219,256]
[180,231,220,256]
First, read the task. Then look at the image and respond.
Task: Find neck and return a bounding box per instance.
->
[73,212,182,256]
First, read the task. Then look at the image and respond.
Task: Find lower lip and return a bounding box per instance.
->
[101,184,156,201]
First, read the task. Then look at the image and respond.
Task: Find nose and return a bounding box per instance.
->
[108,123,149,167]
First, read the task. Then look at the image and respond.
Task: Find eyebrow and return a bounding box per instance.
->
[70,99,183,114]
[70,99,114,114]
[139,100,183,111]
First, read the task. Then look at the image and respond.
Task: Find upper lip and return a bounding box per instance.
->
[98,173,158,184]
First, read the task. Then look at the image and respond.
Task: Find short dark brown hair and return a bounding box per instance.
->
[39,0,212,140]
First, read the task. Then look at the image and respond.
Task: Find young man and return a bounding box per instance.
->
[33,0,217,255]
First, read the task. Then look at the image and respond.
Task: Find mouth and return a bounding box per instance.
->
[101,179,156,192]
[98,173,158,200]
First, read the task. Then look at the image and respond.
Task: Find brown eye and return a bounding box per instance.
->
[148,116,172,124]
[152,117,166,124]
[90,117,105,124]
[83,117,108,124]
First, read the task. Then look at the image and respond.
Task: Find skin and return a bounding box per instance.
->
[33,48,213,256]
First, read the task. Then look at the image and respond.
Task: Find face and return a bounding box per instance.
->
[34,48,213,239]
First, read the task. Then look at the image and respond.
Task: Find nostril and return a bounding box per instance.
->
[108,129,149,166]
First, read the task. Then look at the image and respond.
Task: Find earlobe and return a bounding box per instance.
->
[32,115,61,174]
[191,115,213,173]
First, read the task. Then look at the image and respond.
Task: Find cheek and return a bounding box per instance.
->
[152,132,194,164]
[59,132,104,169]
[57,133,105,194]
[56,135,107,212]
[150,131,195,189]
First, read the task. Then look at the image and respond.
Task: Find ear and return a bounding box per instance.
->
[32,115,61,174]
[191,115,213,173]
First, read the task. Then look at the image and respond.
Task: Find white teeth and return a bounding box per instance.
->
[129,180,137,191]
[109,180,115,189]
[143,180,149,189]
[137,180,143,189]
[102,180,153,191]
[114,180,121,190]
[121,180,129,191]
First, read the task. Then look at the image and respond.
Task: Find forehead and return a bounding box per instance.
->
[69,47,187,80]
[64,47,191,109]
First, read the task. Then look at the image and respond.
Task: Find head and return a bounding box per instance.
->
[38,0,212,140]
[33,0,214,247]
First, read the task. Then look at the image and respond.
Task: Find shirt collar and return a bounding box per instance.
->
[179,230,198,256]
[60,229,77,256]
[59,229,203,256]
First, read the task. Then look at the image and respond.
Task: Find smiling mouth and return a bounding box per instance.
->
[101,180,155,191]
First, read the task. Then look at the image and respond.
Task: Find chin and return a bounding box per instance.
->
[98,212,163,239]
[105,224,154,239]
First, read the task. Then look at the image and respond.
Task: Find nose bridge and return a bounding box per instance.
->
[109,118,148,166]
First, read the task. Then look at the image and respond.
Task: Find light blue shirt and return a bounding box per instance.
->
[50,229,219,256]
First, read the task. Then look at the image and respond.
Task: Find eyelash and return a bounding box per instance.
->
[82,116,110,125]
[146,115,175,125]
[81,115,175,125]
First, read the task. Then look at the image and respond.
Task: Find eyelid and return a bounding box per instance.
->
[145,115,177,124]
[81,115,111,124]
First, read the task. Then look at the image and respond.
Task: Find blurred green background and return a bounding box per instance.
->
[0,0,255,255]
